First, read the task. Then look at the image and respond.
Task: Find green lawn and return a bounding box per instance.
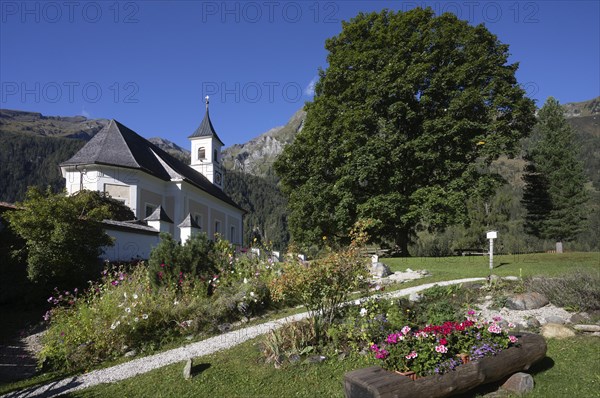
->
[386,252,600,280]
[66,335,600,398]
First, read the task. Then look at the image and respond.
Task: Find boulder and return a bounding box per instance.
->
[573,324,600,332]
[505,293,549,310]
[501,372,534,396]
[541,323,575,339]
[371,262,392,278]
[544,316,566,325]
[524,318,541,329]
[570,312,590,324]
[409,293,422,302]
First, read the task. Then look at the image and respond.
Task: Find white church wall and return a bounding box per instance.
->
[101,228,159,262]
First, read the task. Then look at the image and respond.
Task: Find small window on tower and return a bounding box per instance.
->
[214,149,218,163]
[198,147,206,160]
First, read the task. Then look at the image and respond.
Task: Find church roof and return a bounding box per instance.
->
[144,205,174,223]
[60,120,243,212]
[178,213,201,229]
[188,99,225,145]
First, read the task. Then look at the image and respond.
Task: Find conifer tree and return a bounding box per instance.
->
[522,97,589,252]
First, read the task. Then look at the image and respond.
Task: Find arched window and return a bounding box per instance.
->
[198,147,206,160]
[213,149,218,163]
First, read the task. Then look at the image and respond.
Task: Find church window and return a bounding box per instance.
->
[198,147,206,160]
[214,220,221,236]
[213,149,218,163]
[145,203,157,218]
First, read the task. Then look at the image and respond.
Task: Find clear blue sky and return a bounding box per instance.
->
[1,1,598,149]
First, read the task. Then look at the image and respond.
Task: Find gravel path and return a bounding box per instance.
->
[2,277,488,398]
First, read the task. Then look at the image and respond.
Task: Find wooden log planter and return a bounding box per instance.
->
[344,333,547,398]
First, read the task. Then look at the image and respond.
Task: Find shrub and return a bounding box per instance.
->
[39,264,209,371]
[261,319,317,367]
[148,233,217,291]
[525,269,600,312]
[5,188,131,292]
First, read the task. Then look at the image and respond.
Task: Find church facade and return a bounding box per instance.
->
[60,98,244,252]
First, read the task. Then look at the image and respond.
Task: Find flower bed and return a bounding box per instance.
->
[344,332,547,398]
[369,311,518,377]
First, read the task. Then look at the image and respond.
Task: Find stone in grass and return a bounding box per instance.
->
[183,358,193,380]
[505,292,549,310]
[307,355,327,363]
[541,323,575,339]
[501,372,534,396]
[371,262,392,278]
[288,354,301,363]
[124,350,137,358]
[409,293,422,302]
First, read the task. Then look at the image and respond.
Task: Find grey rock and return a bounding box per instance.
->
[288,354,301,363]
[218,323,232,333]
[307,355,327,363]
[405,268,413,272]
[574,324,600,332]
[525,318,541,329]
[124,350,137,358]
[490,275,502,284]
[371,262,392,278]
[337,352,347,361]
[483,389,511,398]
[570,312,590,324]
[485,295,493,300]
[183,358,192,380]
[503,276,519,281]
[505,292,549,310]
[541,323,575,339]
[544,315,566,325]
[409,293,422,302]
[591,332,600,337]
[501,372,534,395]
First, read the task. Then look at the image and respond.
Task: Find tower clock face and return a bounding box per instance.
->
[215,171,222,185]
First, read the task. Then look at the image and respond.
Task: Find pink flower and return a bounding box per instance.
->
[467,309,476,316]
[435,345,448,354]
[509,335,518,343]
[493,316,502,322]
[401,326,411,335]
[405,351,418,359]
[508,322,516,328]
[375,349,389,359]
[488,324,502,334]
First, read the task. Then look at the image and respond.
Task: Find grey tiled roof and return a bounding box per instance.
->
[188,109,225,146]
[102,219,158,234]
[144,205,174,223]
[178,213,201,228]
[60,120,243,211]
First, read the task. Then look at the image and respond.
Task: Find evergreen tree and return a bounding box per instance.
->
[522,97,589,252]
[275,8,535,254]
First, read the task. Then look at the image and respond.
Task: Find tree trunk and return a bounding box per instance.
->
[555,241,563,253]
[396,230,410,257]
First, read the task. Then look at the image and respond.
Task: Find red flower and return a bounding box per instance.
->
[439,338,447,345]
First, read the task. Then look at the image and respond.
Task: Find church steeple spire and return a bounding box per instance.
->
[189,96,224,189]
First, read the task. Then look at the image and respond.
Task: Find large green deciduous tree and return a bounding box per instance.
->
[522,97,589,253]
[6,188,134,291]
[275,8,536,253]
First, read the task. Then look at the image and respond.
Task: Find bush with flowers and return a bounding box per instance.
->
[370,310,519,376]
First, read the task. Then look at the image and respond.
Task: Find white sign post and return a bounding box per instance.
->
[486,231,497,278]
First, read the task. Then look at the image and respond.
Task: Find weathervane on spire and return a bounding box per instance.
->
[205,95,210,111]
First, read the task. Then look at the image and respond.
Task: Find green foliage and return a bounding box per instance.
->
[39,264,210,371]
[223,170,289,249]
[522,97,590,245]
[148,233,216,290]
[5,188,131,292]
[275,8,536,252]
[270,226,370,342]
[0,131,85,203]
[261,319,317,367]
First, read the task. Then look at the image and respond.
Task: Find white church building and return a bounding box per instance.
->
[60,97,245,261]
